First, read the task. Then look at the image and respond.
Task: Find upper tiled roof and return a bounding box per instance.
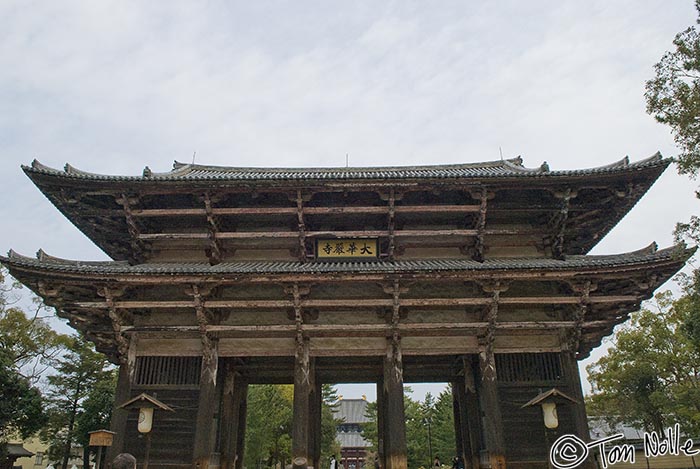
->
[334,399,371,424]
[1,243,692,276]
[23,153,667,182]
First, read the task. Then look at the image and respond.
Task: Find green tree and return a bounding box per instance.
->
[244,384,340,469]
[361,388,455,469]
[645,0,700,177]
[320,384,342,464]
[41,336,112,469]
[74,370,117,469]
[0,267,65,457]
[586,291,700,434]
[430,389,456,464]
[0,348,46,459]
[0,268,68,385]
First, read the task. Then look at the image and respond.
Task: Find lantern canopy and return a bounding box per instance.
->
[118,393,174,433]
[521,388,579,429]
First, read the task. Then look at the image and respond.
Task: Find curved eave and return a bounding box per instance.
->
[18,154,673,261]
[2,244,692,280]
[2,244,693,362]
[22,153,667,183]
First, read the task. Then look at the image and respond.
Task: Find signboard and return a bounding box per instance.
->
[88,429,115,447]
[316,239,378,259]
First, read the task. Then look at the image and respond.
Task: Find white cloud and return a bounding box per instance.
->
[1,0,698,397]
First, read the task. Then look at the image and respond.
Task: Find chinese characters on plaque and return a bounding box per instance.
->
[316,239,378,259]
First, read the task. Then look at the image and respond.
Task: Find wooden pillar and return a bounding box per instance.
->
[309,378,322,469]
[462,357,483,469]
[382,336,407,469]
[561,351,595,469]
[452,382,466,465]
[234,383,248,469]
[452,381,475,469]
[479,350,506,469]
[105,363,132,463]
[376,378,386,469]
[292,338,314,469]
[193,340,219,469]
[220,363,248,469]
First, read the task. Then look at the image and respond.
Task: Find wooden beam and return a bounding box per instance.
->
[472,187,489,262]
[296,190,309,261]
[204,192,224,265]
[135,227,551,241]
[550,188,574,259]
[72,294,641,310]
[382,334,408,469]
[292,337,313,469]
[120,320,617,336]
[129,204,482,218]
[115,194,147,263]
[387,189,396,259]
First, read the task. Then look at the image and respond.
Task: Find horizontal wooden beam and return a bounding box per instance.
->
[72,295,639,310]
[130,204,483,218]
[136,228,538,241]
[121,204,637,219]
[120,320,614,334]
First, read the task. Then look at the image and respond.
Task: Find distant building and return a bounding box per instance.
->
[10,438,84,469]
[334,399,372,469]
[588,418,700,468]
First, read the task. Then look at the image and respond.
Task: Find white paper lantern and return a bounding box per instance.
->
[138,407,154,433]
[542,402,558,429]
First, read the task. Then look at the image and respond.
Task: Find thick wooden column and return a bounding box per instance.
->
[292,337,314,469]
[452,382,466,466]
[382,335,407,469]
[462,357,483,469]
[309,378,322,469]
[220,363,248,469]
[479,349,505,469]
[105,362,132,463]
[193,338,219,469]
[561,351,595,469]
[234,383,248,469]
[376,379,386,469]
[106,332,138,465]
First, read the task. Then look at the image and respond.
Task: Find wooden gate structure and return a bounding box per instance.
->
[1,154,693,469]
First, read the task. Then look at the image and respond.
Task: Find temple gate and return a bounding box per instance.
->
[1,154,692,469]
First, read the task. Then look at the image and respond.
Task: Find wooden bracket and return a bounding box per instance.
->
[203,192,225,265]
[115,193,148,263]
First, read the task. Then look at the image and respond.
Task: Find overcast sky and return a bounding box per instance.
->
[1,1,698,401]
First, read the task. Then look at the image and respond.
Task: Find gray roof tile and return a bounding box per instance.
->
[1,244,693,277]
[23,154,667,182]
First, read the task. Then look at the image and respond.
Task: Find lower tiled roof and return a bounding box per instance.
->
[1,244,692,276]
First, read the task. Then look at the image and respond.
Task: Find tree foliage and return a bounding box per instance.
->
[0,267,64,456]
[244,384,341,469]
[0,268,68,385]
[0,348,46,459]
[40,336,113,469]
[645,0,700,177]
[586,291,700,434]
[361,387,456,469]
